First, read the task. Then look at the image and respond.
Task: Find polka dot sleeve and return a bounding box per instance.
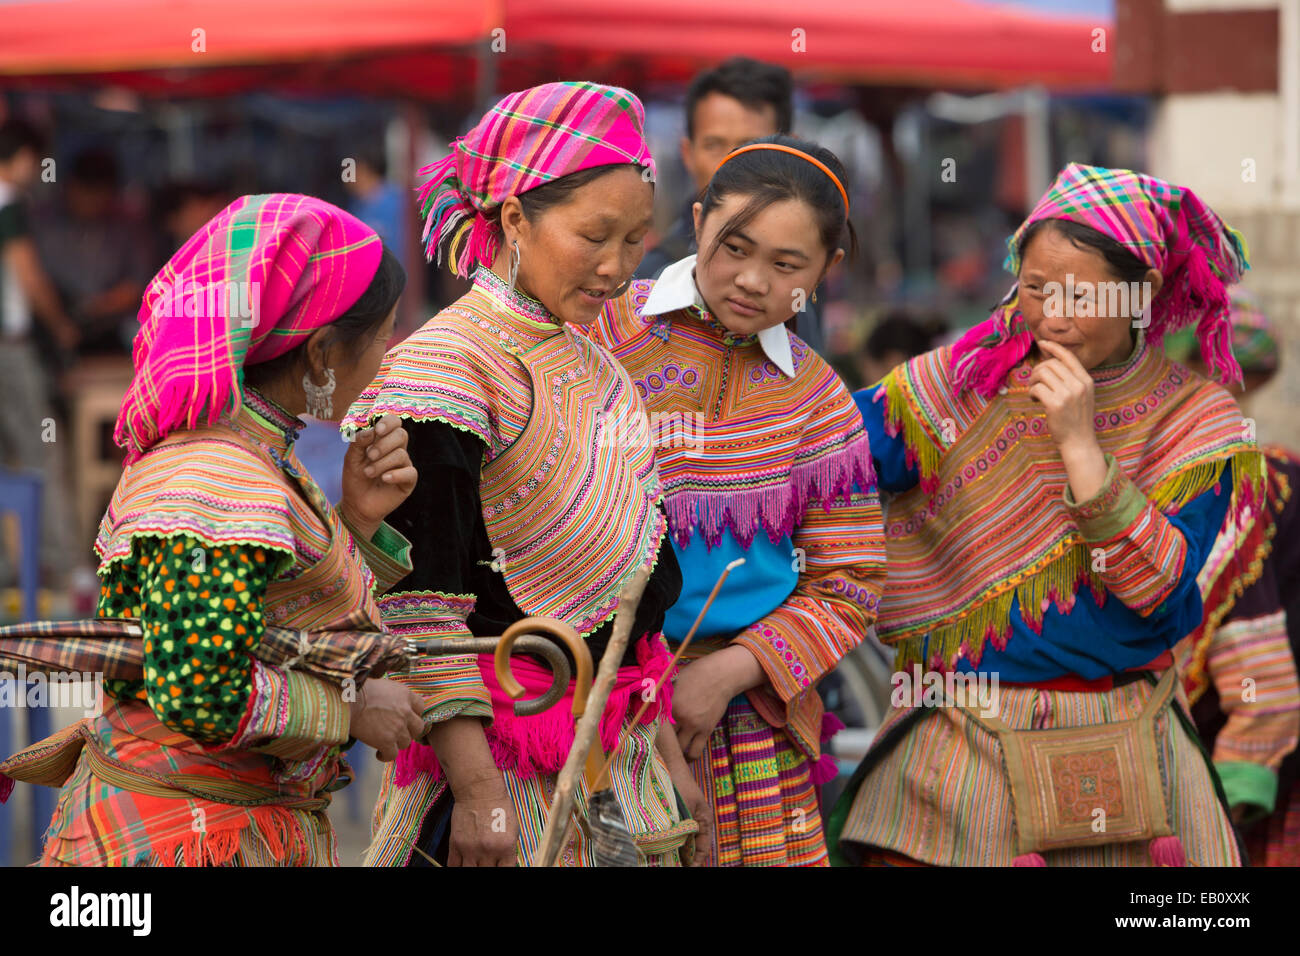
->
[131,535,273,745]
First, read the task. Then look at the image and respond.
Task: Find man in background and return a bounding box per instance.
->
[344,146,407,251]
[0,118,76,588]
[34,147,150,357]
[635,57,824,351]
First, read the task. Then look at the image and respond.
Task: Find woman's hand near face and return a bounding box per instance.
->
[340,414,417,540]
[1028,340,1097,449]
[1028,340,1109,500]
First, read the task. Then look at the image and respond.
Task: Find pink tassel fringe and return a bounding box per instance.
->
[1149,835,1186,867]
[667,436,874,549]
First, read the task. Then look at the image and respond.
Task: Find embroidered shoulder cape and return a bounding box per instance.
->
[342,267,665,639]
[590,280,873,548]
[876,338,1265,668]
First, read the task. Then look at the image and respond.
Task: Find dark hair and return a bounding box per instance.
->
[865,310,947,361]
[467,163,649,259]
[0,118,45,163]
[153,180,228,221]
[243,244,406,390]
[698,134,858,266]
[69,147,120,189]
[354,146,387,178]
[685,57,793,140]
[1018,218,1151,285]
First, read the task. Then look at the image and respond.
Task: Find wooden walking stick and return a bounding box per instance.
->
[588,557,745,791]
[534,565,651,867]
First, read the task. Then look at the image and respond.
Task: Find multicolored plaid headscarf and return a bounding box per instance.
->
[951,163,1250,397]
[115,194,382,465]
[418,81,655,277]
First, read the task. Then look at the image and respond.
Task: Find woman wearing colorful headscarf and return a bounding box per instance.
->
[345,82,694,867]
[829,163,1262,866]
[1170,291,1300,866]
[0,194,427,865]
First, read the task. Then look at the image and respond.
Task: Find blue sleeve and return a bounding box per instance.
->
[853,384,919,494]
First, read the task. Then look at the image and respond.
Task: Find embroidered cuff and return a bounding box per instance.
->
[1215,760,1278,816]
[733,621,814,706]
[227,661,350,760]
[1063,453,1146,541]
[352,521,414,593]
[397,653,494,727]
[376,590,491,725]
[378,589,477,640]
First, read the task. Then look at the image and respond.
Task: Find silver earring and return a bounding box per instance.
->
[506,240,521,296]
[303,368,336,419]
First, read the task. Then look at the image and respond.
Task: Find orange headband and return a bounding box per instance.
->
[713,143,850,219]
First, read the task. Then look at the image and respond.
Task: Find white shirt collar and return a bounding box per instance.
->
[640,254,795,378]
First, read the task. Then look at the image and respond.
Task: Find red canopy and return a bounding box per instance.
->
[0,0,1111,97]
[505,0,1112,90]
[0,0,498,73]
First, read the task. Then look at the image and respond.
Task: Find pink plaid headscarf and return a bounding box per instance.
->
[418,81,655,277]
[115,194,382,465]
[951,163,1250,397]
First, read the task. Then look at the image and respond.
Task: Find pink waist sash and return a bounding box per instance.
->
[394,634,674,786]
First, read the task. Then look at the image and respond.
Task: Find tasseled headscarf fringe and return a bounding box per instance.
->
[416,150,501,279]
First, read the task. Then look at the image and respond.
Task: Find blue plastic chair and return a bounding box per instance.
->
[0,468,54,865]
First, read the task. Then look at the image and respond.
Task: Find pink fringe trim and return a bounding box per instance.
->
[950,313,1034,400]
[667,436,875,549]
[416,148,502,279]
[394,635,675,786]
[0,772,12,804]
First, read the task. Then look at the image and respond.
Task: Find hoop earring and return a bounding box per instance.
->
[303,368,336,419]
[506,240,521,297]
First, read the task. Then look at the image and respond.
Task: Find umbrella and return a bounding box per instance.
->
[0,617,572,718]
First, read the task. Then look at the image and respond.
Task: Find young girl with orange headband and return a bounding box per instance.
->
[582,135,887,866]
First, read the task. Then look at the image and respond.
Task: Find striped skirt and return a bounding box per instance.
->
[690,696,829,867]
[365,713,694,866]
[831,678,1241,866]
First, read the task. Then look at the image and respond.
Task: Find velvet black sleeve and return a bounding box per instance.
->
[388,419,681,667]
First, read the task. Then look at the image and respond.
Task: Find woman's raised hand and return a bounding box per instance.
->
[340,414,417,539]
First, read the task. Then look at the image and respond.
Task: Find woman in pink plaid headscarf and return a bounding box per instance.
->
[346,82,707,868]
[1,194,432,867]
[832,165,1267,867]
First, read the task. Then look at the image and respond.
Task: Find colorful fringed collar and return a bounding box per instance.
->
[590,278,871,549]
[640,255,795,376]
[472,265,565,341]
[876,340,1265,669]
